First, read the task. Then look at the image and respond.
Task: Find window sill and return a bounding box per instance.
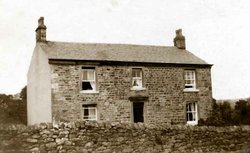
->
[80,91,99,94]
[130,87,146,91]
[183,89,199,92]
[186,121,198,126]
[83,119,97,121]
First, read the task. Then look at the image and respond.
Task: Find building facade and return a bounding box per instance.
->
[27,17,213,125]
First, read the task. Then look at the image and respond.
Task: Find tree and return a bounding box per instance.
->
[199,98,250,126]
[220,101,233,125]
[19,86,27,124]
[199,99,225,126]
[233,100,250,125]
[0,86,27,124]
[0,93,22,124]
[20,86,27,100]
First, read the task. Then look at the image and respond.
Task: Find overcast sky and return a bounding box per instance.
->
[0,0,250,99]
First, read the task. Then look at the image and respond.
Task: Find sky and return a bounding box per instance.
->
[0,0,250,99]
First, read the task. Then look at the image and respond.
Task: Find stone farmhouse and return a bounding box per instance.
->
[27,17,213,125]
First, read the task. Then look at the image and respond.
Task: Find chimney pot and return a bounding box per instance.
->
[174,29,186,49]
[36,17,47,43]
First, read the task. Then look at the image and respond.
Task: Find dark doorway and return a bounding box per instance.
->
[133,102,144,123]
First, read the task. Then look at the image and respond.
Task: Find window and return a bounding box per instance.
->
[82,104,97,121]
[186,102,198,125]
[81,67,96,92]
[184,70,196,90]
[132,68,143,89]
[133,102,144,123]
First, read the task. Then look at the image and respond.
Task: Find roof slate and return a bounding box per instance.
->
[39,41,209,65]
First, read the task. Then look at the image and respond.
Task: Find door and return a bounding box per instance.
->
[133,102,144,123]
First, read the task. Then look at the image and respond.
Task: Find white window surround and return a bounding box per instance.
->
[81,67,97,93]
[183,88,199,92]
[132,68,143,89]
[82,104,97,121]
[80,90,99,94]
[186,102,198,125]
[184,70,198,92]
[130,87,146,91]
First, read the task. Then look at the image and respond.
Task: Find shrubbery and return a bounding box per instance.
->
[199,98,250,126]
[0,86,27,124]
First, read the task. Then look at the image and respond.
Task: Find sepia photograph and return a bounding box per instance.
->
[0,0,250,152]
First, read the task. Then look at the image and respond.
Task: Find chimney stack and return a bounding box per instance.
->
[35,17,47,43]
[173,29,185,49]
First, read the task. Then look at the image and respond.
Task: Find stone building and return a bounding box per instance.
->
[27,17,213,125]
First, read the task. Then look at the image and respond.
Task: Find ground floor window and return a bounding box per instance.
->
[133,102,144,123]
[82,104,97,121]
[186,102,198,125]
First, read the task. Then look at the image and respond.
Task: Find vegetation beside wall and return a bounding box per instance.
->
[0,86,27,124]
[199,98,250,126]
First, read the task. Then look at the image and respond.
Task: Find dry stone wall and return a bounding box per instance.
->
[1,121,250,153]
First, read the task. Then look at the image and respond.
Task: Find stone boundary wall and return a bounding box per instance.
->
[0,121,250,153]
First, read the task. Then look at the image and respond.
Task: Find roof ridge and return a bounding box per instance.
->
[47,40,176,48]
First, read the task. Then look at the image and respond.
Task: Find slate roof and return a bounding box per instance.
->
[39,41,210,65]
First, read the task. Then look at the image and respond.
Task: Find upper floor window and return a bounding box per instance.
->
[81,67,96,92]
[132,68,143,89]
[82,104,97,121]
[184,70,196,90]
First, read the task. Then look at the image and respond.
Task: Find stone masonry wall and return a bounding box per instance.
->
[0,122,250,153]
[50,62,212,125]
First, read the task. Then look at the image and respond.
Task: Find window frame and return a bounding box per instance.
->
[131,68,145,90]
[186,102,198,125]
[82,104,97,121]
[80,67,98,93]
[184,70,198,92]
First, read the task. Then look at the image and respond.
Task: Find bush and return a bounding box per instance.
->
[199,98,250,126]
[233,100,250,125]
[0,86,27,124]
